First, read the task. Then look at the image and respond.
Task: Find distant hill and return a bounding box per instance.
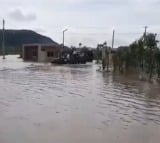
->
[0,29,58,54]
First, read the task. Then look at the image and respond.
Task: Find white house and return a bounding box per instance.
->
[22,43,62,62]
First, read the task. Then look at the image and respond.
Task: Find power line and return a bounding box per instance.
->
[67,32,143,35]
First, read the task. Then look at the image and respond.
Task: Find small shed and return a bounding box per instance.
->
[22,44,62,62]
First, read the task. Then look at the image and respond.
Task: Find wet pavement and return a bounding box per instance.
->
[0,55,160,143]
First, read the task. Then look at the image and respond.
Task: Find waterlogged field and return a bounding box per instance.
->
[0,55,160,143]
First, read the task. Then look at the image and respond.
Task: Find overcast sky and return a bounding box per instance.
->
[1,0,160,47]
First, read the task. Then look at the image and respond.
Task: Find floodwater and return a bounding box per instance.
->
[0,55,160,143]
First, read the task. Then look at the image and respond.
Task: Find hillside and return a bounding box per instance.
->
[0,29,58,54]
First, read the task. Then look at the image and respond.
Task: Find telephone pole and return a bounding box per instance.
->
[62,29,68,49]
[144,26,147,35]
[111,29,115,49]
[2,19,5,59]
[144,26,148,45]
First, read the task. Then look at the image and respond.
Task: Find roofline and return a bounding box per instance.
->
[23,43,61,47]
[23,43,41,47]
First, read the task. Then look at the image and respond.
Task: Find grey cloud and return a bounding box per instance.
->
[90,0,129,5]
[149,0,160,5]
[8,9,36,22]
[3,0,160,47]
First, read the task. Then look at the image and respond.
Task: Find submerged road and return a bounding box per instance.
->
[0,55,160,143]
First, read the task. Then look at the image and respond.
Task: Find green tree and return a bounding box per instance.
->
[137,39,145,71]
[145,33,157,79]
[155,48,160,77]
[79,43,82,48]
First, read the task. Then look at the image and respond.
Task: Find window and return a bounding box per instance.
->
[47,51,54,57]
[41,48,45,51]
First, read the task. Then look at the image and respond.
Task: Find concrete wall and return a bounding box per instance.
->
[38,46,46,62]
[39,45,61,62]
[23,44,61,62]
[22,44,39,61]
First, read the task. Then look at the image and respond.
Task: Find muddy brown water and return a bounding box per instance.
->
[0,55,160,143]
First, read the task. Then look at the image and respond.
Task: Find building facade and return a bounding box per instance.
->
[22,44,61,62]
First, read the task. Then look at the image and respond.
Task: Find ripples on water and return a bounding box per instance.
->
[0,55,160,143]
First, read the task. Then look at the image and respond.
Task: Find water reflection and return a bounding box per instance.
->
[0,55,160,143]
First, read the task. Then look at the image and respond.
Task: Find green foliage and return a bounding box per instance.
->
[116,33,160,79]
[154,49,160,77]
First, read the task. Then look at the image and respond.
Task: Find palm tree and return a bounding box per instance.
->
[79,43,82,48]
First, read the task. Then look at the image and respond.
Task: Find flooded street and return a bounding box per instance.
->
[0,55,160,143]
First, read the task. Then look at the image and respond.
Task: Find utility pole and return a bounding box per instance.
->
[2,19,5,59]
[144,26,147,36]
[62,29,68,49]
[144,26,148,45]
[111,29,115,49]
